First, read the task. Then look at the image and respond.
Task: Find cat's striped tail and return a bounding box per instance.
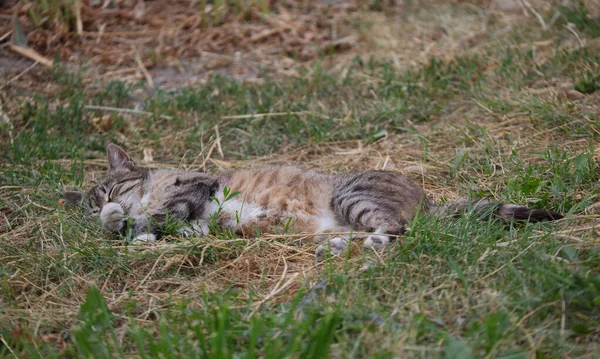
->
[430,198,563,222]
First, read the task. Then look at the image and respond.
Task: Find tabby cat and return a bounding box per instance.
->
[63,144,563,257]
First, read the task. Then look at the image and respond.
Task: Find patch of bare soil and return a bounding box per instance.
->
[1,0,575,90]
[0,0,363,89]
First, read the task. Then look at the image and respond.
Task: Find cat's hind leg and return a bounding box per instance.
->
[315,236,349,259]
[314,225,363,260]
[330,194,407,252]
[362,225,405,251]
[351,213,406,252]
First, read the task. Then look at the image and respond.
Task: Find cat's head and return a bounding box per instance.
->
[63,143,140,215]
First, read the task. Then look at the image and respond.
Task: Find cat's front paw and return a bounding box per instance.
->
[315,237,349,261]
[131,233,156,244]
[363,234,390,252]
[100,203,126,232]
[178,219,209,237]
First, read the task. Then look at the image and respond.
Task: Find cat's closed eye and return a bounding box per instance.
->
[88,198,100,214]
[98,186,109,202]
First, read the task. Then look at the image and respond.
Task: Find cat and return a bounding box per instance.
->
[63,144,563,258]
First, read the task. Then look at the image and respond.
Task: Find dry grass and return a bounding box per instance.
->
[0,0,363,89]
[1,0,600,357]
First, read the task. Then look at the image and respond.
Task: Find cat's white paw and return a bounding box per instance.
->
[315,237,349,260]
[178,220,209,237]
[363,234,390,252]
[100,203,126,232]
[131,233,156,244]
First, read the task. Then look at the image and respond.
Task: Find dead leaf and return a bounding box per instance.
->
[403,165,427,174]
[39,334,67,351]
[92,115,112,132]
[143,147,154,164]
[162,254,187,271]
[566,89,585,100]
[209,158,233,168]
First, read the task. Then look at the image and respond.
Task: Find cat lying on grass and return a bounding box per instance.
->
[64,144,563,258]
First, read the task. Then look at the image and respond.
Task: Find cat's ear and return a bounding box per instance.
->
[63,191,85,204]
[107,143,137,172]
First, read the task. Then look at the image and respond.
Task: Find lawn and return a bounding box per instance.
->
[1,1,599,358]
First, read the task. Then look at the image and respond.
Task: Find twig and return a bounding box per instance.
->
[9,45,53,68]
[198,245,209,267]
[250,28,281,43]
[136,253,165,290]
[554,224,599,235]
[368,244,387,266]
[83,105,172,120]
[214,125,224,158]
[248,256,288,318]
[0,61,38,90]
[74,0,83,35]
[0,336,17,358]
[98,67,137,78]
[30,201,53,211]
[258,12,295,31]
[110,238,251,250]
[221,111,327,120]
[0,31,12,43]
[519,0,547,31]
[516,301,557,328]
[82,66,135,84]
[199,140,218,171]
[249,272,299,317]
[548,10,562,28]
[80,30,160,38]
[0,186,27,190]
[268,256,289,300]
[96,23,106,44]
[564,24,584,49]
[479,241,537,281]
[135,51,154,89]
[318,36,357,53]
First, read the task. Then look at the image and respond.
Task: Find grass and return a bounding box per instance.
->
[21,0,79,29]
[20,0,271,31]
[1,1,600,358]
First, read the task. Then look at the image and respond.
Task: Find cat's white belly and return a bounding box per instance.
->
[202,189,339,233]
[205,192,269,228]
[315,209,338,231]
